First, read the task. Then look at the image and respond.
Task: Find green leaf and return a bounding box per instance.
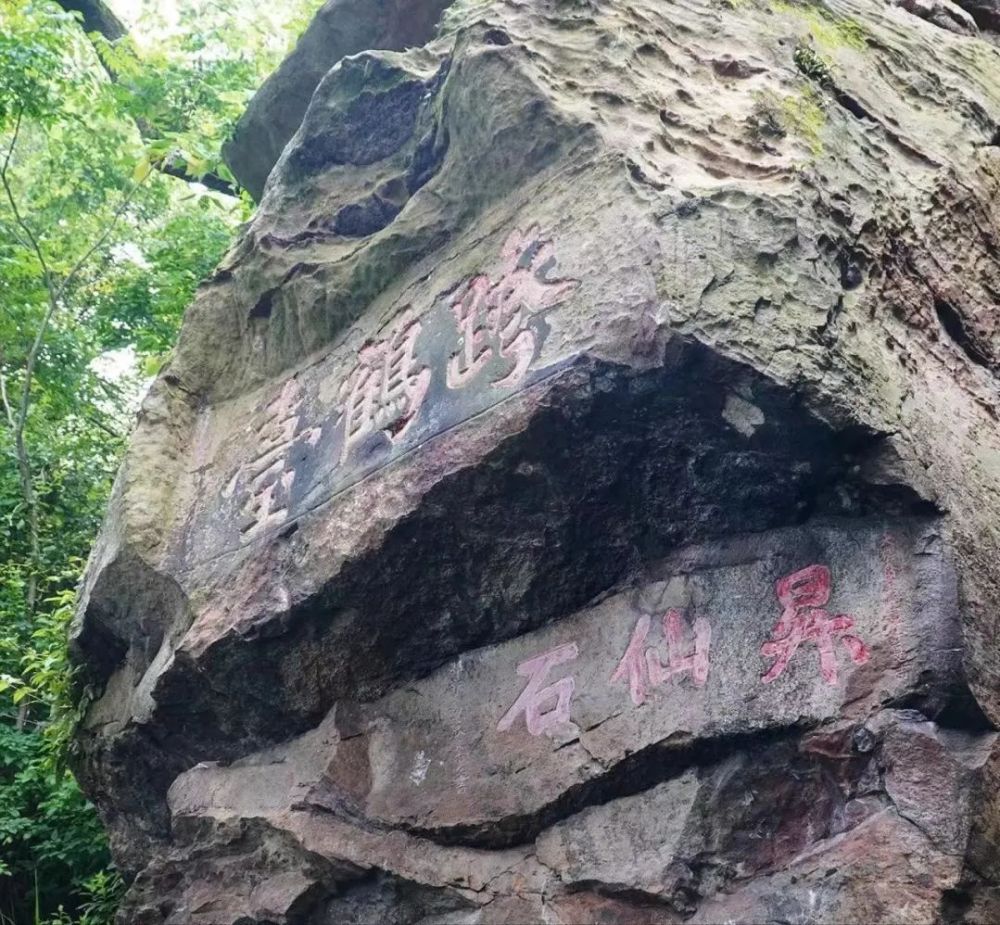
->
[0,0,324,917]
[216,89,249,104]
[132,156,152,183]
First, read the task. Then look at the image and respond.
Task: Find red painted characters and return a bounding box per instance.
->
[232,378,321,537]
[447,226,579,391]
[338,309,431,463]
[497,642,579,736]
[760,564,870,686]
[611,610,711,706]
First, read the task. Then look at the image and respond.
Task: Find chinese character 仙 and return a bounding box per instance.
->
[611,610,711,706]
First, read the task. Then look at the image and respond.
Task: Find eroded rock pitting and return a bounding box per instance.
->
[71,0,1000,920]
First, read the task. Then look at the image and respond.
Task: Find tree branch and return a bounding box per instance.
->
[158,159,238,196]
[0,111,51,281]
[1,105,142,615]
[56,178,141,303]
[58,0,127,43]
[0,109,45,613]
[53,0,240,197]
[0,364,16,432]
[84,409,126,442]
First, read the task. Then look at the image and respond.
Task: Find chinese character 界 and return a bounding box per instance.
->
[447,226,579,391]
[497,642,579,736]
[760,564,871,686]
[611,610,711,706]
[339,309,431,464]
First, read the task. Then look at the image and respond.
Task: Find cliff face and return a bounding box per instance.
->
[70,0,1000,921]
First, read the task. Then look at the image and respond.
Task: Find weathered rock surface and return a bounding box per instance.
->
[71,0,1000,921]
[222,0,455,201]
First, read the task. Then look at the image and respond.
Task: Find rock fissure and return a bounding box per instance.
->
[71,0,1000,920]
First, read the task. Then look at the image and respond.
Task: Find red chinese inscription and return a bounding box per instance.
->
[497,642,579,736]
[611,610,711,706]
[447,227,578,391]
[760,564,871,686]
[235,378,321,536]
[339,309,431,463]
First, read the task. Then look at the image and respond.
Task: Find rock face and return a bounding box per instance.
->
[70,0,1000,921]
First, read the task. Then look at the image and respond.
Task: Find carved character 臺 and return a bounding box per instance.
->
[234,378,321,536]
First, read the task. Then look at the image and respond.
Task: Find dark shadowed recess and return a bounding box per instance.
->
[222,0,456,199]
[72,554,191,693]
[302,870,479,925]
[957,0,1000,32]
[156,340,934,746]
[73,338,949,866]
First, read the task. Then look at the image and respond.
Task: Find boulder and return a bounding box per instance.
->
[72,0,1000,921]
[222,0,454,200]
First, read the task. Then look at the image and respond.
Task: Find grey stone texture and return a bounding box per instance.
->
[71,0,1000,921]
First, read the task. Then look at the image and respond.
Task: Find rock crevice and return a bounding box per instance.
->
[71,0,1000,920]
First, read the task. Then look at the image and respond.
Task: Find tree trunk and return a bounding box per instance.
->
[58,0,127,42]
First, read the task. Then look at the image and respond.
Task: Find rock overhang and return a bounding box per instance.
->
[222,0,457,201]
[70,0,1000,920]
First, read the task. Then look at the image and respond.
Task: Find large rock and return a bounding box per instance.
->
[72,0,1000,921]
[222,0,455,200]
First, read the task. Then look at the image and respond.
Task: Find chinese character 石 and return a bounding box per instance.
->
[611,610,711,706]
[497,642,579,736]
[760,564,871,686]
[235,378,321,536]
[339,309,431,464]
[446,226,579,391]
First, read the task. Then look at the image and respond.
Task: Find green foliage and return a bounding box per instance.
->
[0,4,96,126]
[771,0,869,52]
[0,1,321,921]
[0,727,111,905]
[38,871,126,925]
[89,207,233,362]
[793,42,833,86]
[104,0,323,186]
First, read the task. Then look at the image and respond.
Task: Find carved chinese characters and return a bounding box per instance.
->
[208,227,578,551]
[228,379,321,537]
[496,642,579,736]
[447,227,579,390]
[346,522,952,835]
[760,565,871,685]
[498,564,872,737]
[498,610,711,737]
[338,309,430,463]
[611,610,711,706]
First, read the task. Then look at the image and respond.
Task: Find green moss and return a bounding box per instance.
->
[771,0,869,52]
[780,88,827,155]
[752,87,827,156]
